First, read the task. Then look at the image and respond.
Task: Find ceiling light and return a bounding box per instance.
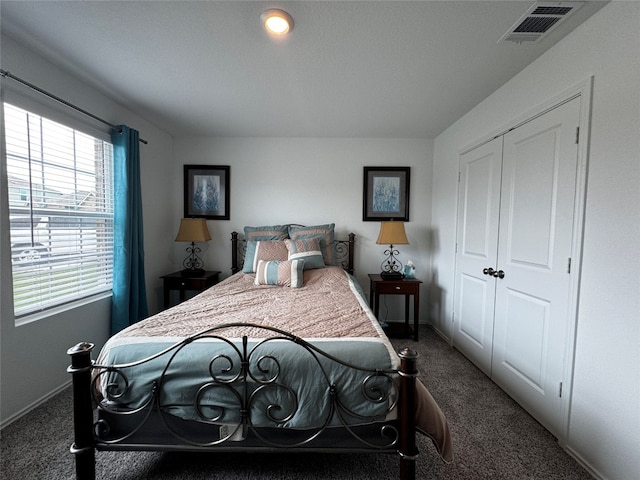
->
[261,8,293,36]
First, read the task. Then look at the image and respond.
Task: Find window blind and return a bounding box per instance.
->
[4,102,115,317]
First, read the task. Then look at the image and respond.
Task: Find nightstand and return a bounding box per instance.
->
[368,273,422,341]
[161,270,220,308]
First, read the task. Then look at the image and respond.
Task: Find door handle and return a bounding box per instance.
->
[482,267,505,278]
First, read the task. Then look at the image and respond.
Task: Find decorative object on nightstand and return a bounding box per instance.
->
[175,218,212,276]
[404,260,416,279]
[376,220,409,280]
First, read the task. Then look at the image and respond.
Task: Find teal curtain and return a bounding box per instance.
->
[111,125,148,334]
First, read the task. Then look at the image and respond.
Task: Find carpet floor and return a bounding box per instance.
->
[0,326,592,479]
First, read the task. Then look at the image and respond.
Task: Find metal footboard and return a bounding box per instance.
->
[68,323,419,480]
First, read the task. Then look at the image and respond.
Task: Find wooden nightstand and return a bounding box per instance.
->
[368,273,422,341]
[161,270,220,308]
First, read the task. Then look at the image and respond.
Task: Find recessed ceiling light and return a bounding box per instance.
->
[261,8,293,36]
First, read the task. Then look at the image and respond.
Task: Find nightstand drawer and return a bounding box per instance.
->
[374,281,419,295]
[164,276,212,290]
[161,270,221,308]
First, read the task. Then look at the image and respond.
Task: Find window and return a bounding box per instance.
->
[4,102,114,318]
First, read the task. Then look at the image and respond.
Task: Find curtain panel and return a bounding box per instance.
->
[111,125,148,334]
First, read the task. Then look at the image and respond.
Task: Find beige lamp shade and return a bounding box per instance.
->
[376,221,409,245]
[175,218,212,243]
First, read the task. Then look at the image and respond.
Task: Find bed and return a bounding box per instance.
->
[68,224,452,480]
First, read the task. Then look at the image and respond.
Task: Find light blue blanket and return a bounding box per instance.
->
[98,336,396,430]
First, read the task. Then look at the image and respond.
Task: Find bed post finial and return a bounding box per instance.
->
[231,231,239,274]
[348,233,355,274]
[67,342,96,480]
[398,347,419,480]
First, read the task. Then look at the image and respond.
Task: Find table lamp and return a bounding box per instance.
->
[175,218,211,276]
[376,221,409,280]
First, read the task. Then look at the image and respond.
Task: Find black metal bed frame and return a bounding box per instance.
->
[68,232,420,480]
[230,230,356,275]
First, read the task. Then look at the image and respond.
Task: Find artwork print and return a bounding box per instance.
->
[184,165,230,220]
[372,176,401,214]
[193,175,220,213]
[363,167,410,221]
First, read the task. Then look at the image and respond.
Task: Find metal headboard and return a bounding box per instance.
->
[231,231,355,275]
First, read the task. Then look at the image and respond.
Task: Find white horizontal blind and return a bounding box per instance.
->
[4,103,115,317]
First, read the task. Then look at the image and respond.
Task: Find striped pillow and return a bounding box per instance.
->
[244,225,289,241]
[242,240,289,273]
[288,224,335,265]
[254,259,305,288]
[285,238,325,270]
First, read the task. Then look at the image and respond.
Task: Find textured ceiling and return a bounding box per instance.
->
[0,1,607,138]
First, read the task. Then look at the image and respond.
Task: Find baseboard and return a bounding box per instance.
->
[426,322,453,346]
[0,380,71,430]
[563,445,607,480]
[427,322,606,480]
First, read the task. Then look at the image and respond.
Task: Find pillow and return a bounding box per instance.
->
[284,237,325,270]
[242,240,288,273]
[288,223,335,265]
[244,225,289,241]
[254,259,305,288]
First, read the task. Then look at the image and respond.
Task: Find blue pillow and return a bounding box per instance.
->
[285,238,326,270]
[288,223,335,265]
[244,225,289,241]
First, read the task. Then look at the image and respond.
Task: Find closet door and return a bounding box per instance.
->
[491,98,580,437]
[453,137,503,375]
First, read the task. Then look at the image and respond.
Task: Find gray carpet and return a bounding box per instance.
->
[0,326,592,479]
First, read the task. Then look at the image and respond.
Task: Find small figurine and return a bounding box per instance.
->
[404,260,416,279]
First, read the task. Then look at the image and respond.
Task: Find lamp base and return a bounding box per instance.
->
[380,271,404,280]
[181,268,205,277]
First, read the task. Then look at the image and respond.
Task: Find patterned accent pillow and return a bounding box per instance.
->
[288,223,335,265]
[244,225,289,241]
[284,238,326,270]
[254,259,305,288]
[242,240,289,273]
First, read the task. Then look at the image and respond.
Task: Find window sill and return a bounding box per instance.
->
[15,291,112,327]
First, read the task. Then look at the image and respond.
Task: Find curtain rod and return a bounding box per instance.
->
[0,68,148,145]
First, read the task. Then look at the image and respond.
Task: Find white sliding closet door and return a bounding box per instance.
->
[453,97,581,437]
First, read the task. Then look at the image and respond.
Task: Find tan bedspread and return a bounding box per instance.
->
[114,267,387,342]
[102,266,453,463]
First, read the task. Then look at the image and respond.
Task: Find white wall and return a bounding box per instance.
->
[431,3,640,480]
[0,35,175,426]
[172,137,434,313]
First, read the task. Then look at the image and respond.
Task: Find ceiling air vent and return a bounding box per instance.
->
[499,2,584,44]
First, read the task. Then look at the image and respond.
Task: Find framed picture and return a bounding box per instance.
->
[363,167,410,221]
[184,165,230,220]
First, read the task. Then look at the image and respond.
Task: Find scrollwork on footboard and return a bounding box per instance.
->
[68,324,419,480]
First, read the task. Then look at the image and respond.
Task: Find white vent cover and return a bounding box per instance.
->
[499,2,584,44]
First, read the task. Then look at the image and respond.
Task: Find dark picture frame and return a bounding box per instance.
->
[363,167,410,221]
[184,165,230,220]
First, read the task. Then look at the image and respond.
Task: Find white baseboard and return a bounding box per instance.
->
[564,445,606,480]
[0,380,71,430]
[426,322,453,346]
